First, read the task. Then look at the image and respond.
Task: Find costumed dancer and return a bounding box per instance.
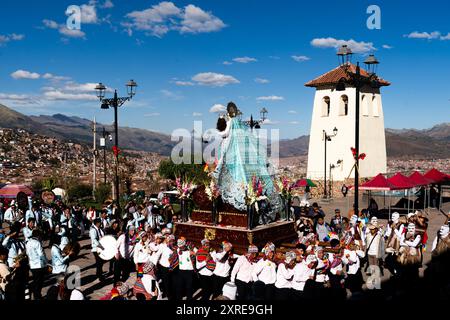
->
[342,240,365,295]
[313,246,330,298]
[89,218,105,281]
[114,225,137,283]
[384,212,404,277]
[133,261,161,300]
[196,239,216,300]
[212,241,234,299]
[175,237,196,300]
[134,231,151,271]
[153,234,177,299]
[431,225,450,257]
[398,223,422,284]
[274,251,296,300]
[251,242,277,300]
[230,244,258,300]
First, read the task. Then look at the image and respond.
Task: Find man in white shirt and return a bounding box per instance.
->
[231,244,258,300]
[195,239,215,300]
[26,229,48,300]
[133,231,151,268]
[152,234,176,299]
[252,242,277,300]
[90,218,105,281]
[114,225,137,283]
[175,237,195,300]
[342,240,365,295]
[4,203,18,226]
[212,241,234,299]
[23,218,36,242]
[275,251,296,300]
[292,254,316,300]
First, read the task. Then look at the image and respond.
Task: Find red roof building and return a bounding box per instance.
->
[305,63,391,88]
[354,173,400,191]
[408,171,433,186]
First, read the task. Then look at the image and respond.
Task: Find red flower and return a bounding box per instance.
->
[112,146,121,156]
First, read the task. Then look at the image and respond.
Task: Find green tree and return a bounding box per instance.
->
[158,156,208,184]
[67,183,93,201]
[94,183,111,205]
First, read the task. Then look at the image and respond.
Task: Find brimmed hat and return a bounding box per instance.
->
[285,251,296,264]
[247,244,259,254]
[201,239,210,246]
[222,241,232,250]
[306,254,317,264]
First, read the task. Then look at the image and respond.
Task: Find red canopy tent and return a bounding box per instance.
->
[409,171,433,212]
[388,173,417,213]
[408,171,432,186]
[356,173,401,191]
[424,168,450,184]
[0,184,34,199]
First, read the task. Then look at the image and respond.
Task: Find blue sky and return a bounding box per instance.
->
[0,0,449,139]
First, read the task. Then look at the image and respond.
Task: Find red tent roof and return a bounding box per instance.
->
[352,173,400,191]
[388,173,416,189]
[424,168,450,184]
[408,171,433,186]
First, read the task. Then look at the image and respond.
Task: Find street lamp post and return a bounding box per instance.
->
[243,107,268,130]
[95,80,137,214]
[99,127,112,184]
[336,45,381,215]
[323,127,338,199]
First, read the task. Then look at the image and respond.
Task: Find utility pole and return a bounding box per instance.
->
[93,117,97,200]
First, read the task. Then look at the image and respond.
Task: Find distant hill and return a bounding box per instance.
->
[0,103,448,158]
[0,103,175,156]
[279,123,450,158]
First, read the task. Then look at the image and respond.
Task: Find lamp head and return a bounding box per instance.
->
[95,83,106,100]
[126,79,138,97]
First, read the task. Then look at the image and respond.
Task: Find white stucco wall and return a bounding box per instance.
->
[306,85,387,181]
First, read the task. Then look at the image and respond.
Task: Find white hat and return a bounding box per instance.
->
[285,251,296,264]
[370,216,378,225]
[392,212,400,222]
[222,282,236,300]
[407,212,415,219]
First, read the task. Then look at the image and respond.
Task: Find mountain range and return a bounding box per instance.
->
[0,103,449,158]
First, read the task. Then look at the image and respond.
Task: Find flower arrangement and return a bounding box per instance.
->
[245,176,267,205]
[175,177,197,200]
[275,177,297,199]
[204,179,220,201]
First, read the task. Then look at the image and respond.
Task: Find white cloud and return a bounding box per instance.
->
[180,4,226,34]
[382,44,393,49]
[269,55,280,60]
[11,70,41,80]
[42,19,59,29]
[222,61,232,65]
[232,56,257,64]
[254,78,270,84]
[100,0,114,9]
[191,72,239,87]
[291,55,310,62]
[160,89,183,100]
[404,31,441,40]
[124,2,225,37]
[79,4,98,24]
[144,112,161,117]
[288,110,297,114]
[440,33,450,40]
[261,119,279,125]
[209,103,226,113]
[0,33,25,45]
[311,37,376,54]
[0,93,39,105]
[256,95,284,101]
[43,90,97,101]
[192,112,202,117]
[63,82,100,92]
[174,80,194,86]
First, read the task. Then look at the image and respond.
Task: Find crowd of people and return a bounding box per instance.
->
[0,193,449,301]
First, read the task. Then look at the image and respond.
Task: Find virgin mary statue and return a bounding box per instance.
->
[211,102,281,216]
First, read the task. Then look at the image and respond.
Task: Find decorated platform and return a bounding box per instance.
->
[173,219,297,254]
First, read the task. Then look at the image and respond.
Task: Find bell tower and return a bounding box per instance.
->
[305,45,390,183]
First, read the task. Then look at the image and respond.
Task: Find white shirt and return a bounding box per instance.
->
[366,233,382,257]
[292,261,314,291]
[153,243,173,268]
[252,258,277,284]
[178,250,195,271]
[275,263,294,289]
[315,257,329,282]
[328,254,343,276]
[400,234,421,247]
[212,251,233,278]
[133,241,151,264]
[342,249,365,274]
[231,255,254,283]
[116,234,135,259]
